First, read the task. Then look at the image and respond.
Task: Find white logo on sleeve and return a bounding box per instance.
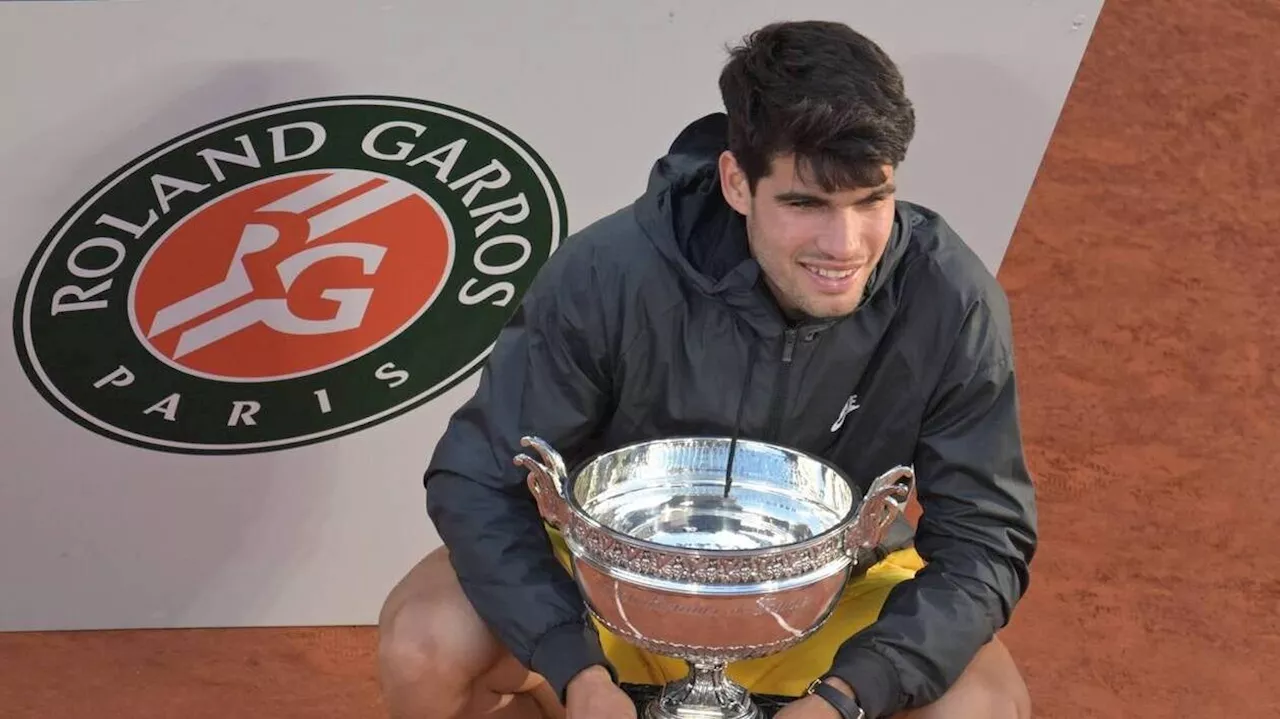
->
[830,393,861,432]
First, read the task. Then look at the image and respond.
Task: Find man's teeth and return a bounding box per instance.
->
[806,266,854,279]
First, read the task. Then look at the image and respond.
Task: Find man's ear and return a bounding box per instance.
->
[718,150,752,216]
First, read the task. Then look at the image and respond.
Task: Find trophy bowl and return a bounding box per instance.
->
[514,435,914,719]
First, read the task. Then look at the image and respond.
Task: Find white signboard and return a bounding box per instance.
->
[0,0,1103,631]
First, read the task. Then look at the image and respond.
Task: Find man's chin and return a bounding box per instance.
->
[798,297,863,320]
[801,284,868,315]
[767,279,865,320]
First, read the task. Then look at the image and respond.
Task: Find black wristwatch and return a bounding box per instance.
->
[807,677,866,719]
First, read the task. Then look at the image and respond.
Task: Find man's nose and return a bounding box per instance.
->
[813,209,864,261]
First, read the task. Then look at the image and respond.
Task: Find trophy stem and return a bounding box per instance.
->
[644,661,762,719]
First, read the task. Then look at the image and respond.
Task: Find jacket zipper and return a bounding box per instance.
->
[766,328,798,442]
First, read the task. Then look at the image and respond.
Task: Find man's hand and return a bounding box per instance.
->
[564,665,636,718]
[774,677,858,719]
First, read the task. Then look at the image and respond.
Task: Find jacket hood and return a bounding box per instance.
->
[633,112,909,338]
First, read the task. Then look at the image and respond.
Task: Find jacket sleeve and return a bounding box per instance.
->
[423,246,617,702]
[827,298,1039,718]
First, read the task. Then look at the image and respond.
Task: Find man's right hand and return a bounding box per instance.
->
[564,665,637,718]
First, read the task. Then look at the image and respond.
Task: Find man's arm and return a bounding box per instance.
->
[424,248,617,702]
[827,297,1039,718]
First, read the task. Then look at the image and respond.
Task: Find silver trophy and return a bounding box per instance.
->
[513,435,914,719]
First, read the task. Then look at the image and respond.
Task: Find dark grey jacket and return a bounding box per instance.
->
[424,113,1038,718]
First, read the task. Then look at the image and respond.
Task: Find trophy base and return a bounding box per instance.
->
[641,663,764,719]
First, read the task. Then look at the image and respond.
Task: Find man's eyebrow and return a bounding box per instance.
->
[774,190,828,204]
[773,182,897,205]
[859,182,897,201]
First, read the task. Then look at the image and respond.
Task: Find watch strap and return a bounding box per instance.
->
[807,678,865,719]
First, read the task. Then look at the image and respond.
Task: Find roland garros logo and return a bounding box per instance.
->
[13,96,566,454]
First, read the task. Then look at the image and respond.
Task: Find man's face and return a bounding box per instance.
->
[719,152,897,319]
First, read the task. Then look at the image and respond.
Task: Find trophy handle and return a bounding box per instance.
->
[842,465,915,560]
[513,435,570,529]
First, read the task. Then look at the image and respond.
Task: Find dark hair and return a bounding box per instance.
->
[718,20,916,192]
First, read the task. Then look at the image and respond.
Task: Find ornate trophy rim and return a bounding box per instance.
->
[560,524,856,595]
[517,434,914,588]
[561,435,860,560]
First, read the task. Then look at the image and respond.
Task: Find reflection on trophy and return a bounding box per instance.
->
[513,435,915,719]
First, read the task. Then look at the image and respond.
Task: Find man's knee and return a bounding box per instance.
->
[376,550,559,719]
[989,657,1032,719]
[987,639,1031,719]
[378,596,454,687]
[958,638,1030,719]
[907,638,1031,719]
[376,550,496,705]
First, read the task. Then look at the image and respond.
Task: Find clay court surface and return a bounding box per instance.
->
[2,2,1277,717]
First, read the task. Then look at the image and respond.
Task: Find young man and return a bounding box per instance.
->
[378,20,1037,719]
